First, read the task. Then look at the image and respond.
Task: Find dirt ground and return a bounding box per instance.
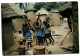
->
[5,20,73,55]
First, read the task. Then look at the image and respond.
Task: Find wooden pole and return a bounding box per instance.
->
[60,31,71,46]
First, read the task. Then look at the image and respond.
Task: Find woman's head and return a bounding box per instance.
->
[22,24,25,28]
[36,22,39,26]
[36,19,40,26]
[25,24,28,28]
[43,21,47,25]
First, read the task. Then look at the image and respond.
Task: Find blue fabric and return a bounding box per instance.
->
[23,32,26,36]
[37,36,43,42]
[25,28,32,37]
[23,28,26,36]
[36,28,44,37]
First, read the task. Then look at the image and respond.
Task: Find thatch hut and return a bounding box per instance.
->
[48,9,55,26]
[1,3,25,50]
[59,2,79,52]
[10,4,25,32]
[59,2,72,31]
[36,8,49,23]
[50,9,61,26]
[50,9,55,13]
[25,8,37,23]
[59,2,72,12]
[2,3,25,32]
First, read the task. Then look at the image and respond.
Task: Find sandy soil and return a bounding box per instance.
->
[7,21,73,55]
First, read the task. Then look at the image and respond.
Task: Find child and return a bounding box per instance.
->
[18,41,26,55]
[27,37,32,48]
[18,31,24,42]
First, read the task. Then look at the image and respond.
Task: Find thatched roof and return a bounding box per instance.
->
[50,9,59,13]
[59,2,72,11]
[36,8,49,16]
[50,9,55,13]
[25,8,37,13]
[1,3,25,19]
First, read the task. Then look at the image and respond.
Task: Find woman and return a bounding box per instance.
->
[22,24,26,45]
[43,21,54,45]
[34,17,44,46]
[24,23,32,48]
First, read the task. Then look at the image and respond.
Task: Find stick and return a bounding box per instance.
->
[60,31,71,46]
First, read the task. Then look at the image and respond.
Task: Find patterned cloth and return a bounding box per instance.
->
[27,37,32,42]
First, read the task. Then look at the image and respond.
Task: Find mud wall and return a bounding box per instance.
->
[50,13,61,26]
[39,15,47,23]
[12,18,25,32]
[59,2,79,53]
[2,19,14,50]
[25,11,36,23]
[72,2,79,53]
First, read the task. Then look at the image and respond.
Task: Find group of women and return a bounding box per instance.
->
[21,15,54,48]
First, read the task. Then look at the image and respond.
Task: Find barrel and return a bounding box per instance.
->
[33,46,45,55]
